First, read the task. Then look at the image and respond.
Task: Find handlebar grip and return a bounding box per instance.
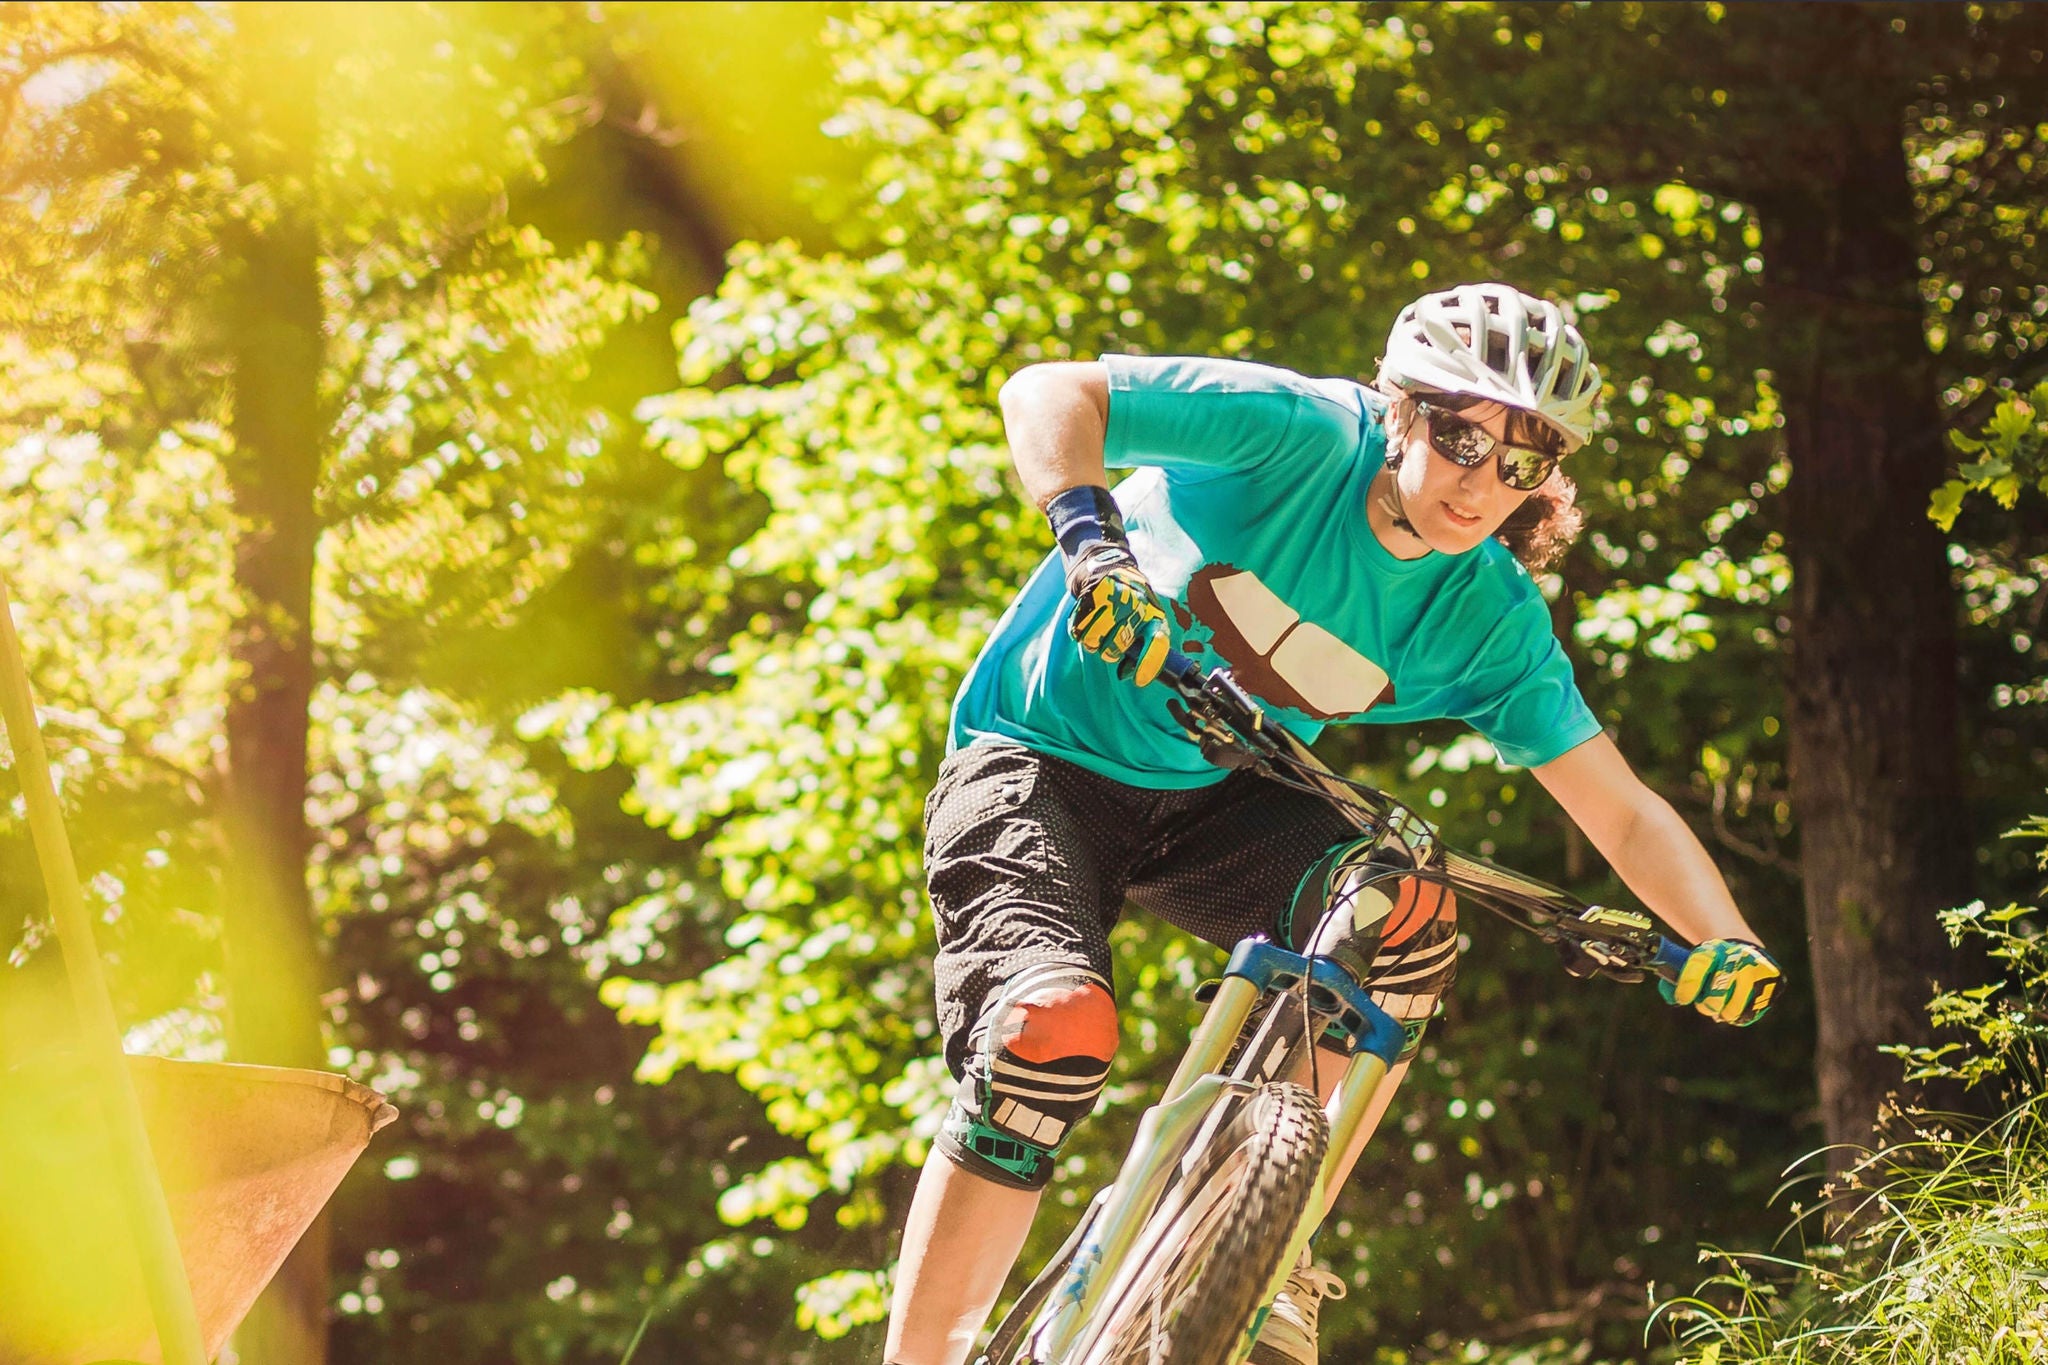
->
[1653,935,1692,982]
[1159,649,1201,689]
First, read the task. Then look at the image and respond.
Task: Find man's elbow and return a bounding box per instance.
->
[1000,361,1106,427]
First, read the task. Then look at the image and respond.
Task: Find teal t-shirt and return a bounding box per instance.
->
[949,354,1603,788]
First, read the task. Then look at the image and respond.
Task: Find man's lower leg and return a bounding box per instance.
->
[891,970,1119,1364]
[885,1154,1041,1365]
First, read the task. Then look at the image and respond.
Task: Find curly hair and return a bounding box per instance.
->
[1490,474,1583,573]
[1376,389,1585,573]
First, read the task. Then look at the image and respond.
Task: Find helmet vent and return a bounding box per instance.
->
[1378,281,1601,447]
[1486,329,1511,375]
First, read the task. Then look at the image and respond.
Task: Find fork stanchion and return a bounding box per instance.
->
[1316,1054,1389,1200]
[1162,976,1259,1103]
[0,571,209,1365]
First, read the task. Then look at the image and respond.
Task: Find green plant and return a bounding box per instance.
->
[1658,819,2048,1363]
[1664,1097,2048,1364]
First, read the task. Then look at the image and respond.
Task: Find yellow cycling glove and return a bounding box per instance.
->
[1069,557,1172,685]
[1660,938,1781,1026]
[1046,486,1173,687]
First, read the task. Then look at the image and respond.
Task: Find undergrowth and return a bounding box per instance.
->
[1661,817,2048,1365]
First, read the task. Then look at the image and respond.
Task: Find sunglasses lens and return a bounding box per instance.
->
[1417,399,1566,489]
[1501,408,1571,461]
[1498,447,1557,490]
[1426,409,1494,464]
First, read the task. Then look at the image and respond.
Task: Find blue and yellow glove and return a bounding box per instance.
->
[1047,485,1172,687]
[1660,938,1781,1026]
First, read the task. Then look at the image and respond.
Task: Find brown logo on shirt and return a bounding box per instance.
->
[1178,564,1395,722]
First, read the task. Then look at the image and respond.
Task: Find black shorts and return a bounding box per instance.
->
[923,742,1384,1080]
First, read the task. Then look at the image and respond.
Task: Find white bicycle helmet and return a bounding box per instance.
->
[1379,283,1602,449]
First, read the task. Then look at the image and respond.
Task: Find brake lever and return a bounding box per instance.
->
[1163,652,1273,770]
[1204,669,1266,735]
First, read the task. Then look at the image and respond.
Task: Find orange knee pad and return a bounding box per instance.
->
[937,965,1119,1189]
[1292,839,1460,1049]
[991,976,1119,1065]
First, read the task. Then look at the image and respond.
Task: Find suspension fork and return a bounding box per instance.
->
[1031,940,1406,1365]
[1238,948,1407,1362]
[1029,945,1278,1363]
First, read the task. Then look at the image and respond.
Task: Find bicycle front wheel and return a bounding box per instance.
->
[1066,1081,1328,1365]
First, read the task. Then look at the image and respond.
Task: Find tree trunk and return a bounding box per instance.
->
[1760,101,1970,1179]
[223,4,329,1359]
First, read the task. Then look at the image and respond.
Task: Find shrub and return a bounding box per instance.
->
[1659,816,2048,1364]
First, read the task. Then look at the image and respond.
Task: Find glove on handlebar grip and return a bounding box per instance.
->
[1661,938,1780,1026]
[1653,936,1692,981]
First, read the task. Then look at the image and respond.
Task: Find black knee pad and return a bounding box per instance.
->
[1287,836,1459,1058]
[936,963,1116,1190]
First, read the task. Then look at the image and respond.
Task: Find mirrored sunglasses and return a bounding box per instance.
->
[1416,400,1565,491]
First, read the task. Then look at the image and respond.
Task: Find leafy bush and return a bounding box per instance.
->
[1660,818,2048,1364]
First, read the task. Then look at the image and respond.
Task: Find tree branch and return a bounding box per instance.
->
[1472,1278,1649,1343]
[32,703,215,808]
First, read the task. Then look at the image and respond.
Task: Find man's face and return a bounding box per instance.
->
[1389,398,1546,555]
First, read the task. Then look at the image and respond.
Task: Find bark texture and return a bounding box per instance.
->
[1755,53,1970,1173]
[222,3,329,1359]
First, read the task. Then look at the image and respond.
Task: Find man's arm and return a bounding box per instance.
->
[999,361,1173,685]
[1531,733,1765,950]
[998,361,1110,507]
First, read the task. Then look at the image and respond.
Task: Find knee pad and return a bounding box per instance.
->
[1287,838,1458,1056]
[938,964,1117,1190]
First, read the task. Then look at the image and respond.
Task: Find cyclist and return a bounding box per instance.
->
[884,283,1782,1365]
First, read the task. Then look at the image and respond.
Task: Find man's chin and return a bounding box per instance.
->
[1418,522,1488,556]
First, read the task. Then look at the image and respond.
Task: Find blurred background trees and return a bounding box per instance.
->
[1,3,2043,1363]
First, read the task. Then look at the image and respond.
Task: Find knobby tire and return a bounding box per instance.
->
[1064,1081,1327,1365]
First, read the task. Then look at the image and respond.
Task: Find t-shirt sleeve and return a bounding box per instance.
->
[1457,595,1604,769]
[1102,354,1333,475]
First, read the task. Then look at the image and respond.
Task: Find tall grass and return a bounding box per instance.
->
[1661,880,2048,1365]
[1663,1099,2048,1364]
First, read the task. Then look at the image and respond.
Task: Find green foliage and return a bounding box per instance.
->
[1660,1093,2048,1365]
[2,2,2043,1361]
[1934,383,2048,532]
[1667,1103,2048,1365]
[551,2,1831,1352]
[1,4,842,1361]
[1664,818,2048,1364]
[1888,819,2048,1098]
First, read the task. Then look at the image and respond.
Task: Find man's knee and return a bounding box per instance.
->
[938,966,1117,1190]
[1291,838,1460,1056]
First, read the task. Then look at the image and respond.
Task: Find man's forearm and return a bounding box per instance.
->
[1606,799,1763,949]
[999,362,1111,508]
[1535,736,1766,951]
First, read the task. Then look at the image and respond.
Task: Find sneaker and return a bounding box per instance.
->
[1246,1252,1347,1365]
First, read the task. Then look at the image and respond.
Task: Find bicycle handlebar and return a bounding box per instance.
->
[1156,650,1693,986]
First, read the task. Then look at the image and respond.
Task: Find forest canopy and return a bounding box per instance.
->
[1,4,2044,1362]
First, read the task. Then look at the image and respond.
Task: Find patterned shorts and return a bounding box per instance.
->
[923,742,1457,1079]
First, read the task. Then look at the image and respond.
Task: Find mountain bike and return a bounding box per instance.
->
[973,652,1692,1365]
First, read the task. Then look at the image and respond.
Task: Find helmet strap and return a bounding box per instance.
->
[1378,410,1418,538]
